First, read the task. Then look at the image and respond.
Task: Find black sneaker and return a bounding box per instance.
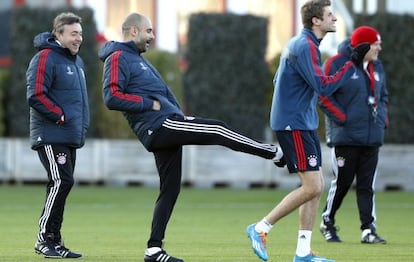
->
[55,244,82,258]
[320,220,342,242]
[35,240,61,258]
[361,230,386,244]
[273,155,286,167]
[144,249,184,262]
[35,233,82,259]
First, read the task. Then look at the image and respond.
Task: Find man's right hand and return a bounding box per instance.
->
[350,42,371,66]
[56,115,65,125]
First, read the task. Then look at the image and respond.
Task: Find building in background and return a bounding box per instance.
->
[89,0,414,58]
[0,0,307,66]
[1,0,414,67]
[98,0,297,60]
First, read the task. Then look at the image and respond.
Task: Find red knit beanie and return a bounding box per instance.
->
[350,26,381,47]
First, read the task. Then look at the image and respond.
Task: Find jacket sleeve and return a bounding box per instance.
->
[318,56,347,125]
[296,38,354,97]
[102,51,154,112]
[379,62,389,128]
[26,49,64,123]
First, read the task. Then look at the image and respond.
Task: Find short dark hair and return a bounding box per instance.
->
[52,12,82,36]
[301,0,331,29]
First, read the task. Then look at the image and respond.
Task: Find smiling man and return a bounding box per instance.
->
[99,12,286,262]
[26,12,89,259]
[318,26,388,245]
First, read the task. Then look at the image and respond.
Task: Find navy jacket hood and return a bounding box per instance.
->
[33,32,57,50]
[99,41,140,61]
[337,38,352,57]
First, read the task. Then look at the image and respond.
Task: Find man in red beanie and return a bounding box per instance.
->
[318,25,388,244]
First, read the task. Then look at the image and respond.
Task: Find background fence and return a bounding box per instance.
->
[0,138,412,191]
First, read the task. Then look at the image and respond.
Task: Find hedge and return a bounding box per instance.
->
[183,13,270,140]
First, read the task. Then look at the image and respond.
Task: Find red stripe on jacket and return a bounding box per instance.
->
[307,37,352,86]
[35,49,63,116]
[318,95,346,122]
[109,51,143,103]
[318,55,346,122]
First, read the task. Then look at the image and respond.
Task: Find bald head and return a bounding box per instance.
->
[121,13,155,53]
[122,13,145,38]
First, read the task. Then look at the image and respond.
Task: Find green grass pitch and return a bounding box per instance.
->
[0,185,413,261]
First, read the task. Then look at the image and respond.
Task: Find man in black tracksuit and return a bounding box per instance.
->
[99,13,284,262]
[318,26,388,244]
[26,12,89,258]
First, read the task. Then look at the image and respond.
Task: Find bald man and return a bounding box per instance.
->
[99,13,285,262]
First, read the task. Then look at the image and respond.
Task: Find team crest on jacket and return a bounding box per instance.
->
[66,66,74,75]
[336,157,345,167]
[307,154,318,167]
[140,62,148,70]
[56,153,67,165]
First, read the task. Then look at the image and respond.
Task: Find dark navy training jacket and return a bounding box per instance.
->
[99,41,184,150]
[270,28,356,131]
[26,32,90,149]
[318,39,389,147]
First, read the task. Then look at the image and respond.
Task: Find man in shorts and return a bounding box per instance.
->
[245,1,370,261]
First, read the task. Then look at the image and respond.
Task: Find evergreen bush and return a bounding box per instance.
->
[184,13,270,140]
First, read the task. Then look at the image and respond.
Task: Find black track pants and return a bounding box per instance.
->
[150,115,276,159]
[322,146,379,231]
[36,144,76,242]
[146,115,277,247]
